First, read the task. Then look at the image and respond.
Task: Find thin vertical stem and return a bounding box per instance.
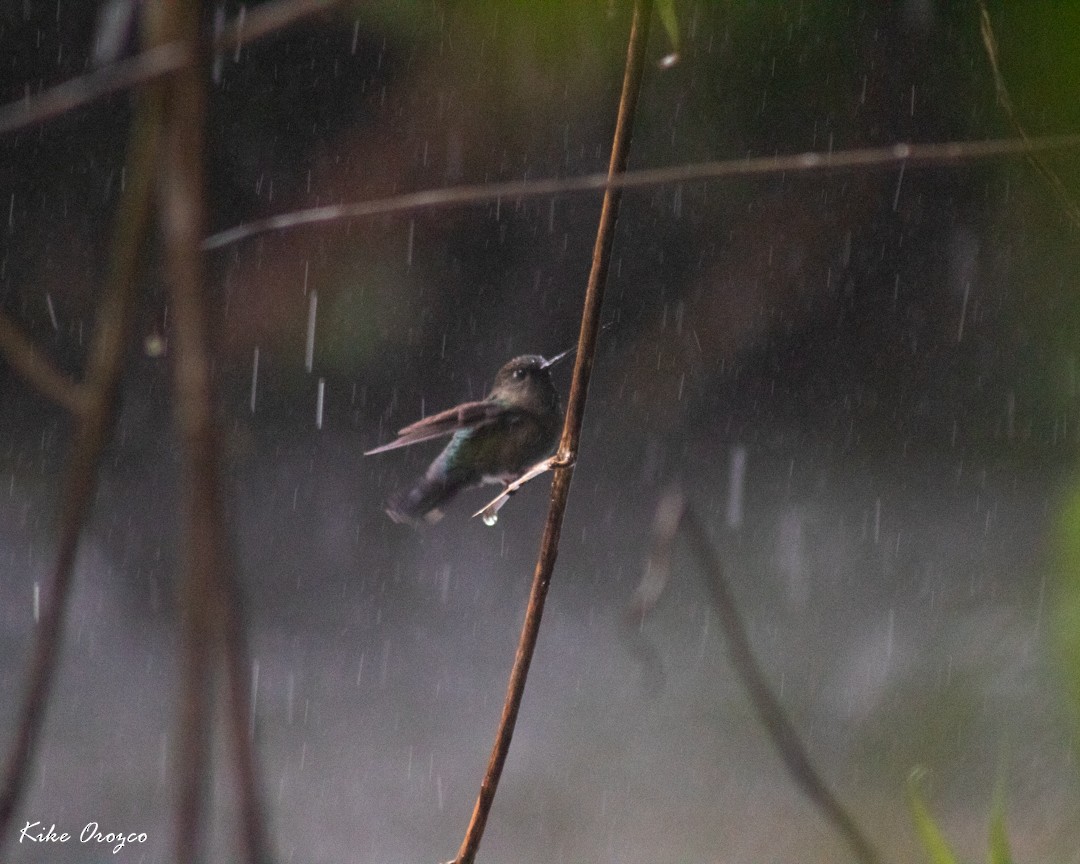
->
[221,579,273,864]
[453,3,653,862]
[155,1,218,861]
[157,3,271,861]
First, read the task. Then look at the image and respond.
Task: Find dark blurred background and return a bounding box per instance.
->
[2,1,1080,862]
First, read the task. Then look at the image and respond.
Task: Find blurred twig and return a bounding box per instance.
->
[0,0,281,857]
[221,576,273,864]
[0,42,189,137]
[637,487,881,864]
[219,0,343,49]
[154,1,222,860]
[0,0,346,140]
[156,0,272,860]
[978,2,1080,230]
[0,314,87,414]
[0,12,166,854]
[204,132,1080,251]
[452,2,652,863]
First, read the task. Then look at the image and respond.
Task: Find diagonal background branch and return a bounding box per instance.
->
[452,2,653,862]
[202,131,1080,251]
[0,42,189,137]
[0,0,346,140]
[639,488,881,864]
[681,506,881,864]
[217,0,343,48]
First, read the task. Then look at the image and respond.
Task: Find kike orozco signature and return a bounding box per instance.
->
[19,820,148,854]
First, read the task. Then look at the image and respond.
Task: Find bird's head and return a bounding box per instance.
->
[490,354,561,411]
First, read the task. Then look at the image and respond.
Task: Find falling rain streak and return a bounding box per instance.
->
[726,445,747,530]
[957,280,971,342]
[305,290,317,373]
[44,293,58,330]
[250,659,260,738]
[211,6,226,83]
[231,5,245,63]
[250,346,259,413]
[316,378,325,430]
[286,673,295,725]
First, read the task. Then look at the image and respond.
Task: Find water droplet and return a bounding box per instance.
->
[482,511,498,527]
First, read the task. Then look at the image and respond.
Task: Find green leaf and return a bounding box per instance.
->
[906,769,960,864]
[656,0,680,56]
[987,780,1015,864]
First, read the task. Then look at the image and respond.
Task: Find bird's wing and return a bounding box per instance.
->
[364,400,512,455]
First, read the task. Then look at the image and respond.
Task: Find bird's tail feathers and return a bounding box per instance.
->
[386,471,467,525]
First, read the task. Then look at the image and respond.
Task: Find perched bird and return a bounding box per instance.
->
[365,351,569,523]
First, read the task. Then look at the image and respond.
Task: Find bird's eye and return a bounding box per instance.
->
[512,368,526,380]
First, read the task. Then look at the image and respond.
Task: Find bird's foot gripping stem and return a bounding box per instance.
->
[473,455,567,526]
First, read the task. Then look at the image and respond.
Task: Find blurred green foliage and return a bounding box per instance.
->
[656,0,679,58]
[907,768,960,864]
[988,780,1016,864]
[987,2,1080,140]
[979,3,1080,416]
[1054,479,1080,744]
[907,768,1015,864]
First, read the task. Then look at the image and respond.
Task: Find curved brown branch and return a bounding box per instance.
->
[0,314,87,414]
[0,22,164,856]
[452,2,653,863]
[682,508,880,864]
[203,132,1080,251]
[639,488,880,864]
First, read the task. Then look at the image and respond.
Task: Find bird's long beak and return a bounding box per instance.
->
[541,321,613,369]
[541,345,576,369]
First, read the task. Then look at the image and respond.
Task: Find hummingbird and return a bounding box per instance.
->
[365,349,572,524]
